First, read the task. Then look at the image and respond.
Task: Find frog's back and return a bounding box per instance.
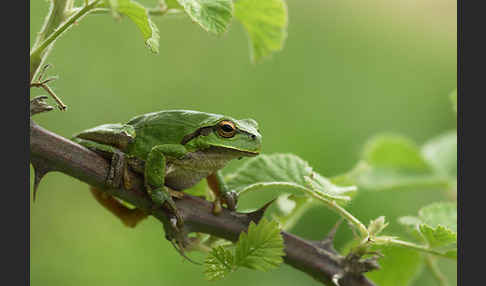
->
[126,110,224,158]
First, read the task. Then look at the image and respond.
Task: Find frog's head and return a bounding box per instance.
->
[183,116,262,156]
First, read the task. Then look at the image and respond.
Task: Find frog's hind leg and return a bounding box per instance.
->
[74,123,136,151]
[90,187,148,228]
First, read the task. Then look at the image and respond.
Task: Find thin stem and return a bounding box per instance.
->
[425,254,450,286]
[375,237,455,260]
[305,190,369,240]
[30,1,101,83]
[31,1,100,59]
[31,82,67,110]
[30,0,72,82]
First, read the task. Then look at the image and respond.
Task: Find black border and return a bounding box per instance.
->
[6,0,29,285]
[458,0,485,285]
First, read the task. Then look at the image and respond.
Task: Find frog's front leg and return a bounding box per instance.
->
[207,171,238,214]
[145,144,188,228]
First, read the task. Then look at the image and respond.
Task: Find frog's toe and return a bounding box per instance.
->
[171,208,184,228]
[160,198,184,228]
[223,190,238,211]
[106,151,126,189]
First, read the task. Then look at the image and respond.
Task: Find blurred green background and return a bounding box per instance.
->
[30,0,457,285]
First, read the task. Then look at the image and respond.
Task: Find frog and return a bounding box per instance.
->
[71,110,262,233]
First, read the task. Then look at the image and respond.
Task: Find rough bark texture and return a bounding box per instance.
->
[30,119,376,286]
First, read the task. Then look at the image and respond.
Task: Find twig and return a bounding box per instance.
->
[30,81,66,111]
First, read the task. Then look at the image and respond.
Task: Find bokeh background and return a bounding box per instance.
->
[30,0,457,285]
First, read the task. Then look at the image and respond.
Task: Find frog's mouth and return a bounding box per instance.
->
[239,150,259,156]
[209,146,260,157]
[225,147,260,157]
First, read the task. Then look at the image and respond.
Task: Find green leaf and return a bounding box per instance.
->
[357,134,436,190]
[421,131,457,179]
[418,202,457,233]
[399,202,457,255]
[337,134,455,192]
[418,224,456,248]
[226,154,356,204]
[449,88,457,113]
[368,216,388,237]
[204,246,235,280]
[177,0,233,35]
[235,218,285,271]
[234,0,288,63]
[363,135,431,172]
[366,246,424,286]
[204,219,284,280]
[102,0,160,53]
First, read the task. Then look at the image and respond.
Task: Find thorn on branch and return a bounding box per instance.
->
[330,251,381,286]
[325,219,343,243]
[246,198,277,224]
[31,157,56,202]
[314,219,343,253]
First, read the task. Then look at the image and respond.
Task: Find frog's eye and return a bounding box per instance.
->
[217,120,236,138]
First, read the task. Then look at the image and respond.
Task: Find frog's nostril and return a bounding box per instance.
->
[251,134,256,140]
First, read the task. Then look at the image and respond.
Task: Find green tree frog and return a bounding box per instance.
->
[72,110,262,230]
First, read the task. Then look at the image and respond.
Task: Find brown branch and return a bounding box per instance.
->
[30,119,377,286]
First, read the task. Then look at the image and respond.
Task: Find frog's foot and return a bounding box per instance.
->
[157,199,190,259]
[162,198,184,228]
[106,151,126,189]
[222,190,238,211]
[149,187,184,228]
[212,190,238,214]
